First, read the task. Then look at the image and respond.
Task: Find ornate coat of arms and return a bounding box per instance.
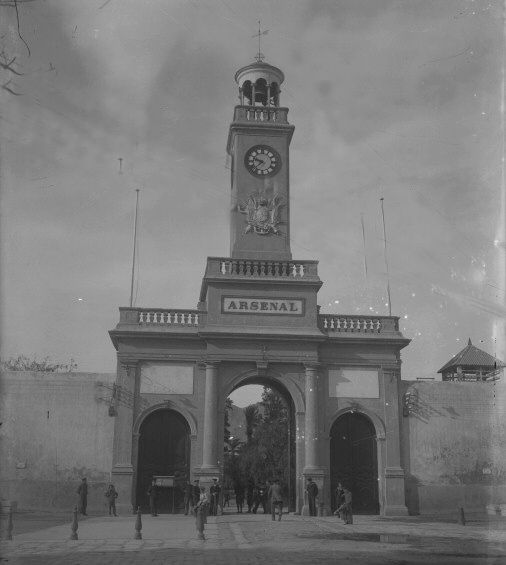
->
[238,194,284,235]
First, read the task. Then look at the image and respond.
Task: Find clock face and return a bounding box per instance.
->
[244,145,281,178]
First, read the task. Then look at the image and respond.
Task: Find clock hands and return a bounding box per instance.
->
[252,154,269,170]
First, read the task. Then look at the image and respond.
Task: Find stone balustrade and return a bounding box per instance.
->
[205,257,319,279]
[138,309,199,326]
[319,314,400,334]
[233,106,289,124]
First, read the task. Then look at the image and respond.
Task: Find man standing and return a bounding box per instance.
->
[234,481,245,513]
[268,478,283,521]
[305,477,318,517]
[147,479,158,516]
[336,486,353,524]
[183,479,193,515]
[77,477,88,516]
[209,477,221,516]
[104,483,118,516]
[192,479,201,510]
[194,486,209,540]
[334,481,345,517]
[246,477,255,513]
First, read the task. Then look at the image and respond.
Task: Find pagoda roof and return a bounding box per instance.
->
[438,338,505,373]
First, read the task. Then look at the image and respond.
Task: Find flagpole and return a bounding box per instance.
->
[360,213,368,281]
[380,197,392,316]
[130,189,140,308]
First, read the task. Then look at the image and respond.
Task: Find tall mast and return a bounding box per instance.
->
[130,189,140,308]
[380,197,392,316]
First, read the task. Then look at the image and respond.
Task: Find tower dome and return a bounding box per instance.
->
[235,61,285,107]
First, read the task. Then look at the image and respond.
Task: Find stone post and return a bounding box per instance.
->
[302,363,328,516]
[382,367,408,516]
[111,360,137,513]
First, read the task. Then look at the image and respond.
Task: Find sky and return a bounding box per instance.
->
[1,0,505,384]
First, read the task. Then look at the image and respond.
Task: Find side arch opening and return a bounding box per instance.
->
[135,408,190,513]
[330,411,379,514]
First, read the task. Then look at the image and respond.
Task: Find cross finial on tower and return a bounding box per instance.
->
[252,20,269,62]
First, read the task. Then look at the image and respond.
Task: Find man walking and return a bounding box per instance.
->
[305,477,318,517]
[268,478,283,521]
[77,477,88,516]
[104,483,118,516]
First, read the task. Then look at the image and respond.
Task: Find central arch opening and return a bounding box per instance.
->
[222,378,296,514]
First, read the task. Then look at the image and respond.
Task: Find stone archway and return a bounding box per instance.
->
[135,408,190,513]
[330,411,380,514]
[224,372,298,512]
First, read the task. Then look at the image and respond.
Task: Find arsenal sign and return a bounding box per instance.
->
[222,297,304,315]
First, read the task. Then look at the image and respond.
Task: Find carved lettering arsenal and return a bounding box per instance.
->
[222,297,304,315]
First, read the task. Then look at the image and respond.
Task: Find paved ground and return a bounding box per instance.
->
[1,510,506,564]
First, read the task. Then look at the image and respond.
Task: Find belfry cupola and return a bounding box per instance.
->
[235,61,284,107]
[227,55,295,261]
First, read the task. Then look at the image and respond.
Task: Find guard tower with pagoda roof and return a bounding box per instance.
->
[438,339,504,381]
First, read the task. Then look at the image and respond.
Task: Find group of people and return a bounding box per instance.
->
[75,474,352,526]
[76,477,118,517]
[229,478,284,521]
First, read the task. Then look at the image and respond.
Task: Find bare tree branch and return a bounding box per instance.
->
[2,78,21,95]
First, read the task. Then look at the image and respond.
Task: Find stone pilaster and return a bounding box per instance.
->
[111,360,137,513]
[382,367,408,516]
[302,363,329,516]
[195,362,220,484]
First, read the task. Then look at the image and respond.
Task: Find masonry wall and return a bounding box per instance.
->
[0,371,115,511]
[401,380,506,515]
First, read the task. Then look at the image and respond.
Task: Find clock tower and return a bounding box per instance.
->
[227,58,295,260]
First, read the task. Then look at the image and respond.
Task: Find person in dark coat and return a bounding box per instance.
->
[147,479,158,516]
[264,480,272,514]
[234,481,245,513]
[305,477,318,517]
[104,483,118,516]
[77,477,88,515]
[253,483,267,514]
[209,477,221,516]
[246,478,255,513]
[183,480,194,515]
[192,479,201,508]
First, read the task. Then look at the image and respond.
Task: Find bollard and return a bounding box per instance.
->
[317,501,324,517]
[134,506,142,539]
[458,507,466,526]
[70,506,78,540]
